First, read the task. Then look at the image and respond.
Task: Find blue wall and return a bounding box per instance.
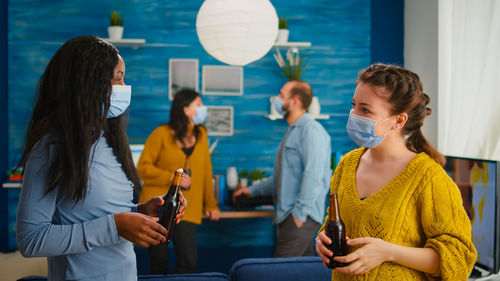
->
[2,0,404,262]
[7,0,371,173]
[1,0,9,252]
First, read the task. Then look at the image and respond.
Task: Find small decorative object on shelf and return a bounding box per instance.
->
[226,167,238,190]
[238,169,249,188]
[273,47,306,81]
[3,167,23,188]
[108,11,124,40]
[276,18,289,43]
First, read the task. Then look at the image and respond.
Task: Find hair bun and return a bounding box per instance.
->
[422,93,430,106]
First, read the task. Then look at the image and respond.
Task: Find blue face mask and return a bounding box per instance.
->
[193,106,208,125]
[107,85,131,118]
[346,111,393,148]
[273,97,287,116]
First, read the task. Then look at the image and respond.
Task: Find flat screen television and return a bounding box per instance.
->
[444,156,500,275]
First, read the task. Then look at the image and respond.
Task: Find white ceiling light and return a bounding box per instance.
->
[196,0,278,66]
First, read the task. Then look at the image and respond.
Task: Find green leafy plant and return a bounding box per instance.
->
[110,11,123,26]
[279,18,288,29]
[273,48,306,81]
[248,170,265,181]
[238,169,249,178]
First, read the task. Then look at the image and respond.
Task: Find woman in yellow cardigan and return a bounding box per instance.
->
[137,89,220,274]
[315,64,476,280]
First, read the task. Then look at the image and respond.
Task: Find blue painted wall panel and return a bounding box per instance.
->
[5,0,380,254]
[8,0,369,174]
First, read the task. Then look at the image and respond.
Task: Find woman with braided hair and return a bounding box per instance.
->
[315,63,476,280]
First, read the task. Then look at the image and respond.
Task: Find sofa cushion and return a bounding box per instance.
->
[139,273,230,281]
[18,273,230,281]
[230,257,331,281]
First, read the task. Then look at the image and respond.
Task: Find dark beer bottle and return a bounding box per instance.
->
[325,193,348,269]
[159,168,184,243]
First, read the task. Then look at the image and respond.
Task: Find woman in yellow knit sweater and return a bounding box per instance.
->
[315,64,476,280]
[137,89,220,274]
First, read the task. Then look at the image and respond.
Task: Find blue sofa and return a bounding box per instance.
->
[230,257,331,281]
[18,256,332,281]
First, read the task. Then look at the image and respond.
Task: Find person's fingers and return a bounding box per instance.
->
[319,231,332,245]
[317,238,333,257]
[315,237,330,264]
[335,260,362,275]
[335,251,359,264]
[346,237,370,246]
[154,196,164,206]
[146,217,167,235]
[141,222,167,244]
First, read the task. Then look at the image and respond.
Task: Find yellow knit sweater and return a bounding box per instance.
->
[137,125,219,224]
[320,148,476,281]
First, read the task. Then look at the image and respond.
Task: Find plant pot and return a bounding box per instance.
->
[276,29,289,43]
[108,26,123,40]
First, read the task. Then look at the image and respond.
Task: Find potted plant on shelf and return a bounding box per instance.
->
[276,18,289,43]
[238,169,249,188]
[108,11,124,40]
[273,47,306,81]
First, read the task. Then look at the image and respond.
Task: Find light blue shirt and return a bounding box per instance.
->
[249,114,331,224]
[16,135,137,281]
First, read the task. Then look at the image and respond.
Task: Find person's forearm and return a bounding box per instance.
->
[387,243,440,274]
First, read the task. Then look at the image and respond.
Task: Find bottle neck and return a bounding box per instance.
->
[168,171,183,195]
[329,194,341,221]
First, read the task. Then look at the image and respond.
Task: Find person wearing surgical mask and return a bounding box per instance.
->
[233,81,331,258]
[16,36,186,281]
[137,89,220,274]
[315,64,476,280]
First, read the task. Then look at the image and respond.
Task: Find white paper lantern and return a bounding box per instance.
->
[196,0,278,66]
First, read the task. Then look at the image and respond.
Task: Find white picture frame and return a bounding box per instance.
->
[202,65,243,96]
[205,106,234,136]
[169,59,199,100]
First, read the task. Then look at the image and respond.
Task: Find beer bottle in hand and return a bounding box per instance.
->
[325,193,348,269]
[159,168,184,243]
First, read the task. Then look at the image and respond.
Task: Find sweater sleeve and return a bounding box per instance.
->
[318,153,347,233]
[16,146,122,258]
[420,168,477,280]
[137,126,175,186]
[201,130,219,212]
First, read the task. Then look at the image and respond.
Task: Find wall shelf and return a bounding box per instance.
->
[265,114,330,120]
[102,38,146,49]
[2,182,21,188]
[272,42,311,49]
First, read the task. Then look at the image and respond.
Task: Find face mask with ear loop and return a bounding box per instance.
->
[107,85,132,118]
[192,106,208,125]
[346,111,396,148]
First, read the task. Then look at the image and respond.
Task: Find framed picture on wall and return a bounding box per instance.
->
[169,59,199,100]
[202,65,243,96]
[205,106,234,136]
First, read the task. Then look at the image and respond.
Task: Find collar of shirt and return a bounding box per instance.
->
[288,113,311,131]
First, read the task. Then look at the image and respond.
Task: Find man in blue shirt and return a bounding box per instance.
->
[234,81,331,257]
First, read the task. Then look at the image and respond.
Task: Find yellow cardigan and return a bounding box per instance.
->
[137,125,219,224]
[320,148,476,281]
